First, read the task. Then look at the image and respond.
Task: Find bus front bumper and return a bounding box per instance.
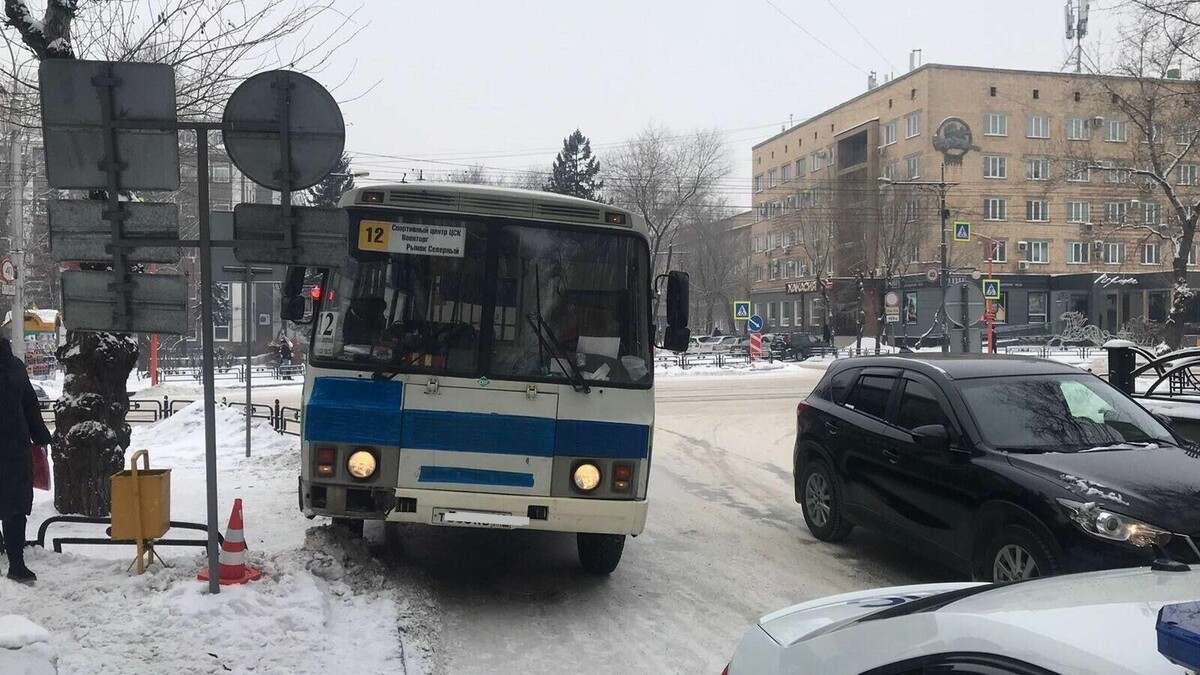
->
[301,480,647,536]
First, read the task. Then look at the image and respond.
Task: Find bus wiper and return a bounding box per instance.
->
[526,313,590,394]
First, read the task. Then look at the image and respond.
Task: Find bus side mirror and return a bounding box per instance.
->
[657,271,690,352]
[281,295,307,322]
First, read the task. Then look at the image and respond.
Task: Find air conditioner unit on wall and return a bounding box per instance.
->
[1017,241,1029,251]
[1018,260,1031,270]
[1094,240,1105,251]
[1082,222,1093,232]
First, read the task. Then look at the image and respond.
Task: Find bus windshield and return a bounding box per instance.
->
[312,212,652,386]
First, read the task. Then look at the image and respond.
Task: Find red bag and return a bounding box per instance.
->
[31,444,49,491]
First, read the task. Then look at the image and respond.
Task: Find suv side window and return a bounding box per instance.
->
[896,379,950,430]
[820,367,860,404]
[847,375,896,418]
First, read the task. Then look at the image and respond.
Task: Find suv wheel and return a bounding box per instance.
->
[799,459,854,541]
[977,524,1059,582]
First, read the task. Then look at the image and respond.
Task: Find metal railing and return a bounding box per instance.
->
[147,361,306,383]
[42,395,302,437]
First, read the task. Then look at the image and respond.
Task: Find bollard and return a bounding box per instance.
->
[1104,339,1138,395]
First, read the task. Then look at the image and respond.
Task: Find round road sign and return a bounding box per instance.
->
[884,291,900,307]
[223,70,345,191]
[748,314,764,333]
[926,268,939,282]
[0,258,14,282]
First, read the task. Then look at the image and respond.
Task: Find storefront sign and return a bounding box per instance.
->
[1094,274,1139,288]
[786,280,830,294]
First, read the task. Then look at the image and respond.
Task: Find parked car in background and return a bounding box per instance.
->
[699,335,741,354]
[30,383,49,400]
[725,566,1200,674]
[795,354,1200,582]
[780,333,834,360]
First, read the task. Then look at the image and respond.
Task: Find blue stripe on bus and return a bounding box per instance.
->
[305,378,404,446]
[417,466,536,488]
[401,410,556,456]
[555,419,650,459]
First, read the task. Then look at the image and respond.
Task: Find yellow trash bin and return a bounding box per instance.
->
[111,449,171,541]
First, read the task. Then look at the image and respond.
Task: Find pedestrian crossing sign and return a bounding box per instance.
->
[733,301,751,320]
[983,279,1001,300]
[954,222,971,242]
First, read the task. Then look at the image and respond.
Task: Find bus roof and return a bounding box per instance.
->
[340,182,648,237]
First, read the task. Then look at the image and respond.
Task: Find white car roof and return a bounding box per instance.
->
[757,567,1200,674]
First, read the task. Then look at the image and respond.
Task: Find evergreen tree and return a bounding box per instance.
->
[307,153,356,206]
[545,129,603,200]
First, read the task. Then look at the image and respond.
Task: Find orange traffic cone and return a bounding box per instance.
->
[198,498,262,585]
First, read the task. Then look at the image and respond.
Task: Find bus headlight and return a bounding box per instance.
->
[347,449,378,479]
[572,463,602,492]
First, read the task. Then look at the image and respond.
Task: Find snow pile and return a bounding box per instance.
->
[656,360,816,377]
[0,615,57,675]
[16,402,436,674]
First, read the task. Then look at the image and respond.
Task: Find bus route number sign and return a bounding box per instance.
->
[358,220,466,258]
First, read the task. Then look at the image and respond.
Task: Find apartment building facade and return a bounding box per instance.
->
[748,63,1200,341]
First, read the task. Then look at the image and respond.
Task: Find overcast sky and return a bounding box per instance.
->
[330,0,1124,210]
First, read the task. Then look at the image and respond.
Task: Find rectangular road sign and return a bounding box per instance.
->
[0,282,13,297]
[233,204,348,268]
[733,300,751,320]
[39,60,180,190]
[210,211,285,283]
[983,278,1001,300]
[954,221,971,242]
[62,270,188,334]
[49,200,181,263]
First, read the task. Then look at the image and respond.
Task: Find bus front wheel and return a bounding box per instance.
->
[577,533,625,574]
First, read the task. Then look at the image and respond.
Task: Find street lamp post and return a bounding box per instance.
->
[879,164,958,352]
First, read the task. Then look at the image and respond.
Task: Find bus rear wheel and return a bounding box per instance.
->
[577,533,625,574]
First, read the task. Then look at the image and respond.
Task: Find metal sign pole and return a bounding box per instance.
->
[245,267,252,458]
[196,129,221,594]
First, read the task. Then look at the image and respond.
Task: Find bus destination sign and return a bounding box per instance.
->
[358,220,466,258]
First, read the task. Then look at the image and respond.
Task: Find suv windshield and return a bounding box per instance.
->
[958,374,1174,451]
[312,211,652,387]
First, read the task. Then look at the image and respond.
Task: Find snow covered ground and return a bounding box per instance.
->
[3,403,429,675]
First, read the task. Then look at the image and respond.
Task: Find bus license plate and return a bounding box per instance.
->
[434,509,530,529]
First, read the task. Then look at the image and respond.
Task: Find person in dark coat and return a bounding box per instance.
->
[0,336,51,583]
[278,336,294,380]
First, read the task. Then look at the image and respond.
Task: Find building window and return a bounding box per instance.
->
[794,227,804,244]
[795,157,806,176]
[984,113,1007,136]
[909,243,920,263]
[1026,157,1049,180]
[1106,201,1128,223]
[1145,202,1162,224]
[794,300,804,325]
[1066,201,1090,223]
[1149,291,1169,322]
[766,233,775,249]
[768,169,778,188]
[1026,199,1049,222]
[1026,115,1050,139]
[812,152,824,172]
[781,164,791,182]
[181,163,197,179]
[1180,164,1198,186]
[1178,124,1199,146]
[211,197,231,211]
[780,300,792,327]
[213,283,232,340]
[1106,119,1127,142]
[983,155,1007,179]
[785,260,796,278]
[904,200,919,222]
[1190,246,1198,266]
[905,154,921,179]
[810,298,823,326]
[1066,117,1090,140]
[905,112,921,138]
[769,262,778,281]
[882,161,897,180]
[1145,123,1165,144]
[210,163,232,182]
[883,121,897,146]
[1068,241,1091,264]
[984,198,1007,221]
[755,266,764,282]
[1066,159,1090,182]
[782,230,792,247]
[1028,240,1050,263]
[1142,242,1162,265]
[753,235,763,252]
[771,202,781,218]
[989,240,1007,263]
[754,175,763,192]
[1028,292,1048,323]
[757,203,768,220]
[1104,242,1126,264]
[767,302,777,325]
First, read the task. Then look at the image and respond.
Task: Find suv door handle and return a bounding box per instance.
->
[825,421,840,435]
[882,448,901,463]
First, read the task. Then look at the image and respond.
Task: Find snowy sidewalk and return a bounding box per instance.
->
[4,402,428,675]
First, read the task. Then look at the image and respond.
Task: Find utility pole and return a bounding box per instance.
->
[879,164,958,352]
[10,130,24,361]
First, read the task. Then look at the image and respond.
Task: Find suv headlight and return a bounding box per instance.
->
[1057,498,1171,548]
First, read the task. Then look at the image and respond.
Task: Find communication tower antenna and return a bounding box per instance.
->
[1065,0,1090,73]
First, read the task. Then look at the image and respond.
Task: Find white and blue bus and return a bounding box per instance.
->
[290,182,689,573]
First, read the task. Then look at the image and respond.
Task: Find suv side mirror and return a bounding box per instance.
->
[1152,412,1174,429]
[657,270,691,352]
[911,424,951,453]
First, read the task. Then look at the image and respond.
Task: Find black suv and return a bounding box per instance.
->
[796,354,1200,582]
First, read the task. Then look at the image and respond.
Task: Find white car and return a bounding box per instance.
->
[701,335,740,354]
[726,566,1200,675]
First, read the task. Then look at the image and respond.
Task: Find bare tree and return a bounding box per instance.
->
[605,125,730,276]
[1,0,361,516]
[1084,10,1200,347]
[674,204,749,334]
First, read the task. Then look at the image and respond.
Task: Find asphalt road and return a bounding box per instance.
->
[374,370,959,675]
